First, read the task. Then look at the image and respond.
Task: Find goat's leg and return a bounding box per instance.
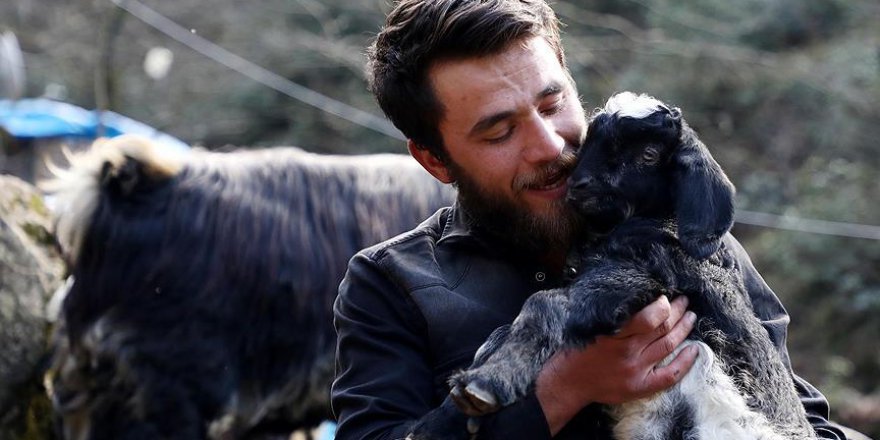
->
[468,324,512,369]
[449,288,569,416]
[564,266,671,345]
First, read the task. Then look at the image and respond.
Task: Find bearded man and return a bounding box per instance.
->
[330,1,846,439]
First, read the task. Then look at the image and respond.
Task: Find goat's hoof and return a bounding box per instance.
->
[450,381,500,416]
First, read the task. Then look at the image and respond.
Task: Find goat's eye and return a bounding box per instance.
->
[642,147,660,164]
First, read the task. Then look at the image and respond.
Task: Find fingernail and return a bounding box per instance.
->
[686,311,697,324]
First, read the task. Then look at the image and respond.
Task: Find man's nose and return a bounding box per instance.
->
[522,115,565,163]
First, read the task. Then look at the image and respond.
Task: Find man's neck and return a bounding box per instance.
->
[539,250,568,274]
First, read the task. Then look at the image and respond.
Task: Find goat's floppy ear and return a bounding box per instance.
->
[673,122,735,260]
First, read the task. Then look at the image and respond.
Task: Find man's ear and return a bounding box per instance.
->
[408,140,454,184]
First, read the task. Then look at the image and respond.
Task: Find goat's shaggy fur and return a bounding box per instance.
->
[425,93,815,439]
[42,135,454,439]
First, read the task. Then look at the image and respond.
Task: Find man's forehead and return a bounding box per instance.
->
[428,38,568,128]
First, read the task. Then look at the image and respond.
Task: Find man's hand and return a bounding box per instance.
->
[535,295,698,436]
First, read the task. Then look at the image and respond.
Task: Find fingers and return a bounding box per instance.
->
[645,295,690,342]
[642,307,696,364]
[612,295,697,387]
[616,294,689,339]
[643,343,699,393]
[614,295,673,338]
[629,295,698,394]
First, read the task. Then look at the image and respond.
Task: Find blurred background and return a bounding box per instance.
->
[1,0,877,438]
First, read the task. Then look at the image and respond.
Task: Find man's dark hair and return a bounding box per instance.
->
[367,0,566,162]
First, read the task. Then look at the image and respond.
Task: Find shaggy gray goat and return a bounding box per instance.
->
[42,135,454,440]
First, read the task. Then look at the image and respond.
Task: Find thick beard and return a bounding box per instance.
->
[447,149,582,254]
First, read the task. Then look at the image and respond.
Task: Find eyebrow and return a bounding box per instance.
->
[468,82,565,137]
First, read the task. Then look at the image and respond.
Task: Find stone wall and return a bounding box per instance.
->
[0,174,64,439]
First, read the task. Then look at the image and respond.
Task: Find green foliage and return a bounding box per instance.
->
[737,156,879,435]
[737,0,850,50]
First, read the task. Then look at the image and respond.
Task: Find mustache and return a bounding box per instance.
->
[513,147,579,191]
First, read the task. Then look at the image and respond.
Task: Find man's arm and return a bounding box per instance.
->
[726,234,847,439]
[332,252,553,440]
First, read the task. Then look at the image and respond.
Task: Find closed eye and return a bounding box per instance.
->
[540,97,565,117]
[484,126,514,144]
[641,146,661,164]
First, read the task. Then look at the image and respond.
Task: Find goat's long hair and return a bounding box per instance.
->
[42,135,454,438]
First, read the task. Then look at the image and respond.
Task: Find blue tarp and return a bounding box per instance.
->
[0,98,189,154]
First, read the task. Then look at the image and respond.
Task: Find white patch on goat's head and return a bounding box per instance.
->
[604,91,667,119]
[40,135,185,264]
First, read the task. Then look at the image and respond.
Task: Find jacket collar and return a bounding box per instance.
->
[436,201,488,248]
[437,202,585,283]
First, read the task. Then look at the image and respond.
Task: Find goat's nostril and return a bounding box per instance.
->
[568,177,592,191]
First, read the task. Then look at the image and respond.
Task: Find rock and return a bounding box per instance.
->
[0,174,64,438]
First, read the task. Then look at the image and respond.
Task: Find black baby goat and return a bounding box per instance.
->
[436,92,816,440]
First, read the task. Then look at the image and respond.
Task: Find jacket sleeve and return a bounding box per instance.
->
[726,235,848,440]
[331,251,553,440]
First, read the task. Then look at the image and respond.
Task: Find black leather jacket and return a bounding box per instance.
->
[331,204,845,439]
